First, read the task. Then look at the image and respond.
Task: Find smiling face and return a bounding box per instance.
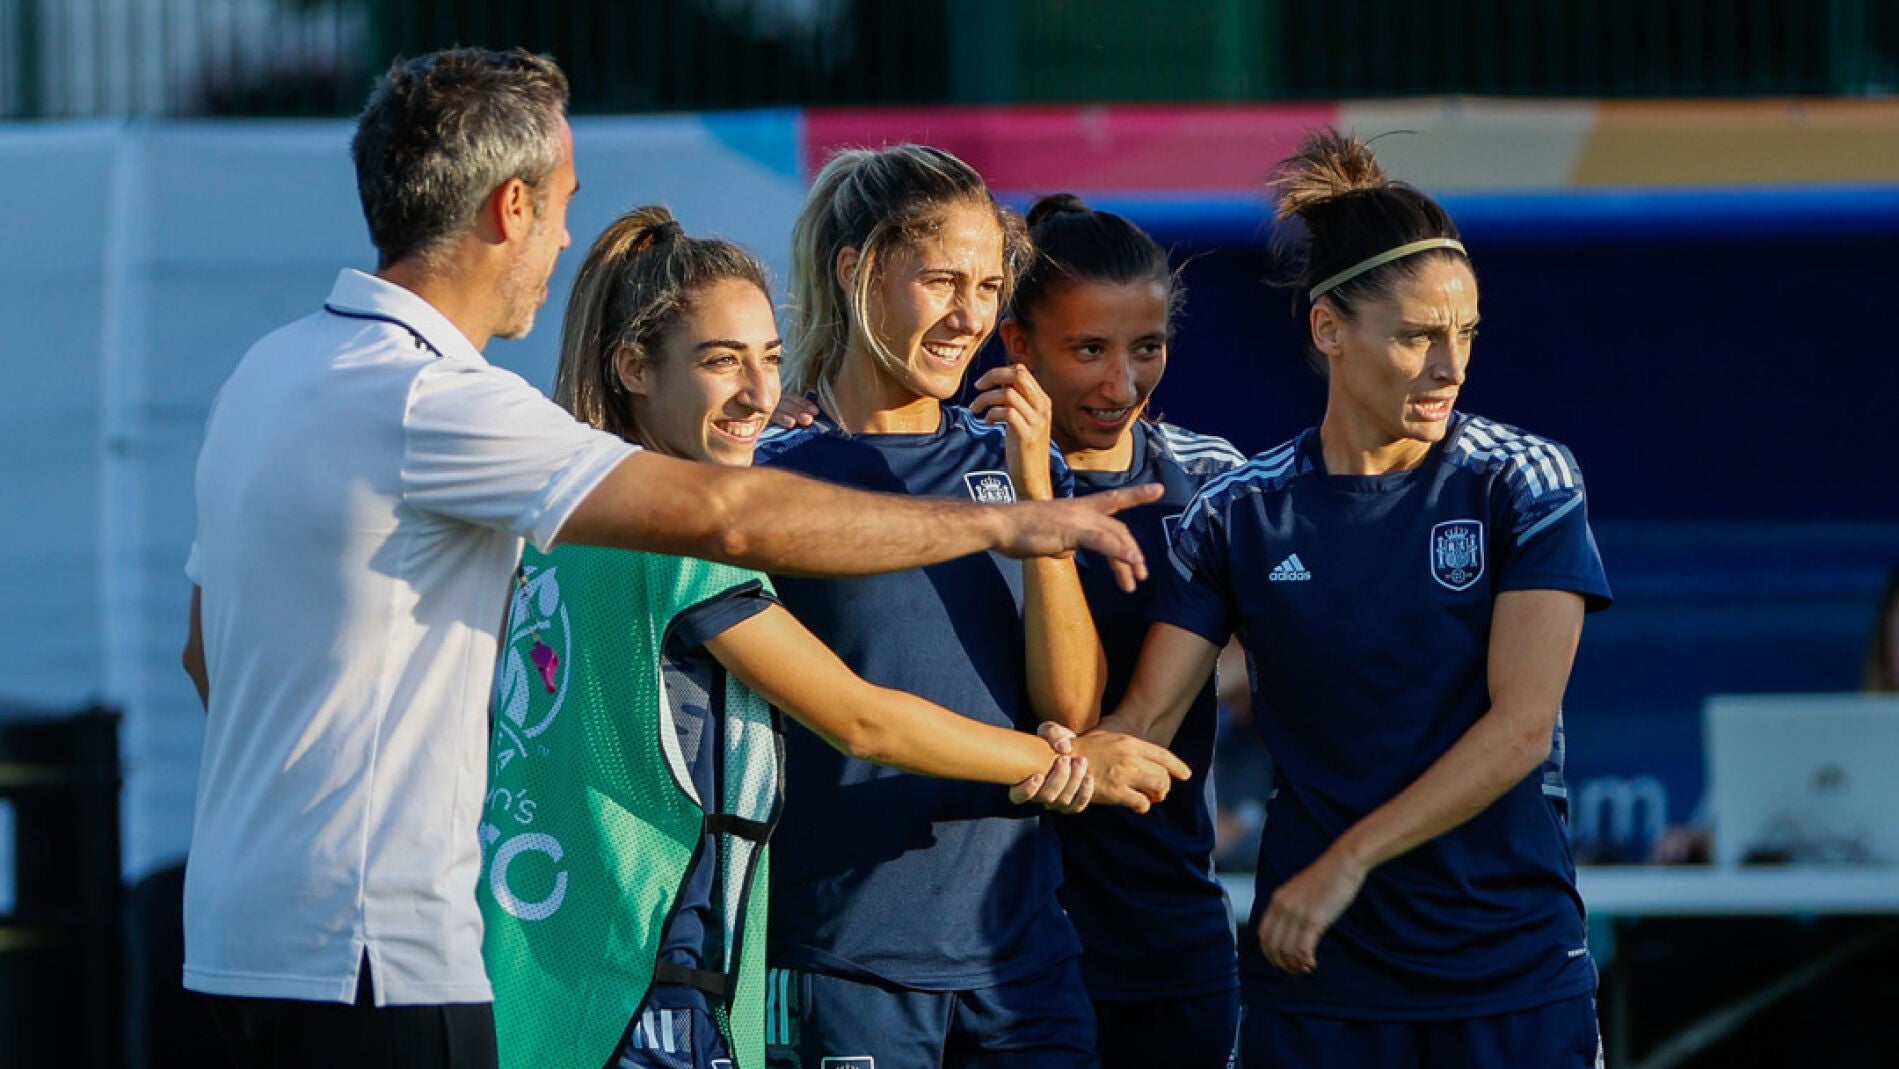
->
[621,276,782,467]
[855,200,1007,402]
[1005,278,1170,462]
[1313,255,1479,469]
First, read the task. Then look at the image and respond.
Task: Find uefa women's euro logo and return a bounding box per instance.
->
[1430,520,1485,591]
[493,564,572,771]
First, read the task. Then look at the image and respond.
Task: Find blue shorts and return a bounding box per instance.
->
[765,959,1096,1069]
[1238,994,1602,1069]
[610,984,734,1069]
[1094,988,1239,1069]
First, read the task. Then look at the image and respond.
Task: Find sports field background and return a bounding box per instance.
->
[4,4,1899,1067]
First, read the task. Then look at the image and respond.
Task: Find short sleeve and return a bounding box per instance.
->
[1148,493,1238,646]
[185,540,202,585]
[643,551,778,651]
[664,581,779,655]
[400,360,638,551]
[1049,445,1076,500]
[1492,440,1613,612]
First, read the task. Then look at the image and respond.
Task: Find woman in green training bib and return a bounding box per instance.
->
[477,206,1189,1069]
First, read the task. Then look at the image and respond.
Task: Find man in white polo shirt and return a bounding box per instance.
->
[179,48,1160,1069]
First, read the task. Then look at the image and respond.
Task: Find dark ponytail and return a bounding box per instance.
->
[554,205,771,439]
[1011,193,1179,330]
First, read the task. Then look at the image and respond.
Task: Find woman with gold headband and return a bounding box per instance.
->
[1098,129,1613,1068]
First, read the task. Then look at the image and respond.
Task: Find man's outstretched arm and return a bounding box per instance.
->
[556,451,1164,591]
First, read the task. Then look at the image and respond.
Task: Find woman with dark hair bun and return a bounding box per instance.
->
[998,192,1246,1069]
[1101,129,1613,1068]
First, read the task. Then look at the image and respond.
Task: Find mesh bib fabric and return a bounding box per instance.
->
[480,545,782,1068]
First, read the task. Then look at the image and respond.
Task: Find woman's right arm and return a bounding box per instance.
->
[1097,622,1223,749]
[706,604,1187,809]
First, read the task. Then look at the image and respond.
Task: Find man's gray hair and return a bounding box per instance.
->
[351,48,571,270]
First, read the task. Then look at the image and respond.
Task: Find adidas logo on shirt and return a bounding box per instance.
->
[1269,554,1312,582]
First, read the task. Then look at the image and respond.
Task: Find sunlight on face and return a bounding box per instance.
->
[1010,279,1170,462]
[863,200,1007,402]
[624,277,782,467]
[496,120,578,341]
[1321,257,1479,464]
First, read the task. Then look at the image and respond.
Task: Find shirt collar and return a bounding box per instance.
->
[324,269,486,364]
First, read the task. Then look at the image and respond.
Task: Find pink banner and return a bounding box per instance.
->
[806,103,1341,192]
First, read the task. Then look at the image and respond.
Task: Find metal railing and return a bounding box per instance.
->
[5,0,1897,120]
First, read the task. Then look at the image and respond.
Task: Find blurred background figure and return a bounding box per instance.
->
[1863,564,1899,695]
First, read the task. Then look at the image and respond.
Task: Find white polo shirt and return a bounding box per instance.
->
[183,269,636,1006]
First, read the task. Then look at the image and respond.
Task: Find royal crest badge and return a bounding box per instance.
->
[963,470,1016,504]
[1430,519,1485,591]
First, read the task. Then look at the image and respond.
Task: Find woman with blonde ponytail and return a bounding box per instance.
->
[1101,129,1613,1068]
[478,207,1186,1069]
[753,145,1144,1069]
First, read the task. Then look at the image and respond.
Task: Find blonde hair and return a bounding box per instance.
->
[784,144,1029,415]
[554,205,770,440]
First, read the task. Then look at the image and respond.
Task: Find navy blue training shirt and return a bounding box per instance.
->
[1059,420,1246,1003]
[655,585,777,981]
[754,406,1082,990]
[1153,413,1613,1020]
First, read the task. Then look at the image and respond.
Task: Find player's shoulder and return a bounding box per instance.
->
[945,405,1008,444]
[944,404,1056,473]
[1193,431,1311,510]
[1444,412,1584,500]
[1146,420,1248,478]
[755,417,835,462]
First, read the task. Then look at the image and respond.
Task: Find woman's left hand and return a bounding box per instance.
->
[970,364,1054,500]
[1010,721,1096,814]
[1256,849,1369,975]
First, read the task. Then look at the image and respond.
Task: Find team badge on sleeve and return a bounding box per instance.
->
[963,470,1016,504]
[1430,520,1485,591]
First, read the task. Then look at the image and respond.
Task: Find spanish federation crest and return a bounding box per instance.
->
[1430,519,1485,591]
[963,470,1016,504]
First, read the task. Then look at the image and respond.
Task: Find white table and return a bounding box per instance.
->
[1579,865,1899,917]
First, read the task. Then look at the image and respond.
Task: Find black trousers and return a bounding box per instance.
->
[204,959,497,1069]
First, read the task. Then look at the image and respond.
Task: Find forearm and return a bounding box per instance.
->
[1099,622,1220,748]
[709,606,1056,786]
[1022,557,1107,730]
[827,682,1059,785]
[1327,705,1553,874]
[1323,588,1585,876]
[561,452,1007,575]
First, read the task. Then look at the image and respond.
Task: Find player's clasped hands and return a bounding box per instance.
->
[1011,722,1191,816]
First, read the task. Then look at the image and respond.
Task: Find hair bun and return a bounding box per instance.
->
[1266,129,1389,224]
[621,206,682,254]
[1026,193,1093,231]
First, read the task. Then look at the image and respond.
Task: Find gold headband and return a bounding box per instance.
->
[1308,238,1468,302]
